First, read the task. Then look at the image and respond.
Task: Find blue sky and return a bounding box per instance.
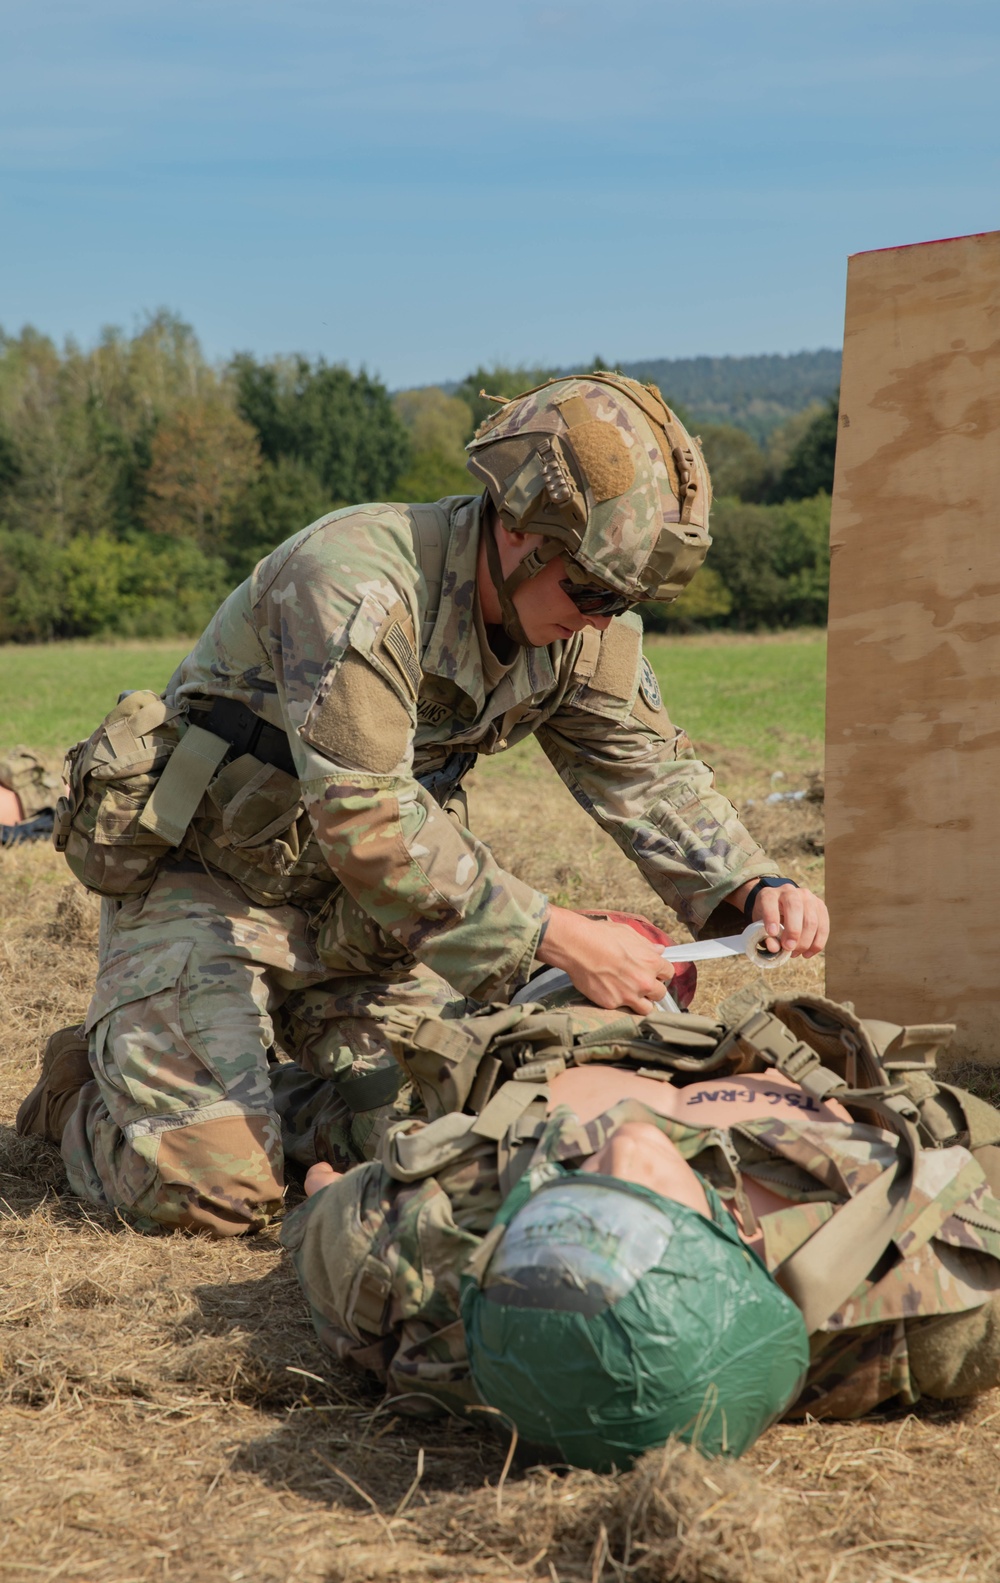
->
[2,0,998,387]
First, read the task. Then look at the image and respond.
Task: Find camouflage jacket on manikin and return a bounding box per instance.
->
[166,494,778,1001]
[281,1095,1000,1422]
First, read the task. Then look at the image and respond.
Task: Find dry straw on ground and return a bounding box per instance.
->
[2,747,999,1582]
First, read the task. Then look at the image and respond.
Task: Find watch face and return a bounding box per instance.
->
[639,657,662,712]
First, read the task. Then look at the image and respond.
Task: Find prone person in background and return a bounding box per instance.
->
[18,373,827,1236]
[0,747,62,847]
[282,993,1000,1469]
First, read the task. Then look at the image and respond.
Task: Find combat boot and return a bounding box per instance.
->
[15,1024,92,1144]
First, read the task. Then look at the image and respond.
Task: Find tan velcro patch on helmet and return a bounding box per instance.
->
[302,652,411,773]
[565,419,635,503]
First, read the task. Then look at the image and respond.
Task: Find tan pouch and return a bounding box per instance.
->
[207,756,302,849]
[186,752,329,907]
[58,692,193,897]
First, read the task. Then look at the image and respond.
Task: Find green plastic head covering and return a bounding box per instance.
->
[465,372,713,646]
[460,1169,808,1472]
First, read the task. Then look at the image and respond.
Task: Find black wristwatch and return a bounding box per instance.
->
[742,876,798,924]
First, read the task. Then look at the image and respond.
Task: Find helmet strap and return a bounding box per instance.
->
[483,515,564,648]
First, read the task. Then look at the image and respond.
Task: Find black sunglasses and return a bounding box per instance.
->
[558,579,635,617]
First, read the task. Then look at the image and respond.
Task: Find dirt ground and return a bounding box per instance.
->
[3,747,1000,1583]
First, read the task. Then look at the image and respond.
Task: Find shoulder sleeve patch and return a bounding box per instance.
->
[639,656,662,711]
[590,618,641,702]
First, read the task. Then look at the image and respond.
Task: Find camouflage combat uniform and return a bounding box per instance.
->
[282,1094,1000,1422]
[60,403,779,1234]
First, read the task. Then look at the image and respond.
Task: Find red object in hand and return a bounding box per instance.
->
[576,910,697,1010]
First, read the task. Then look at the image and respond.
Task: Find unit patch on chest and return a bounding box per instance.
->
[639,657,662,712]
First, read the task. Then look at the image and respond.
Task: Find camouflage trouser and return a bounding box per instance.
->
[61,862,468,1237]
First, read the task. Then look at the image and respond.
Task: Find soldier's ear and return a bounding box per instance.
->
[484,496,529,547]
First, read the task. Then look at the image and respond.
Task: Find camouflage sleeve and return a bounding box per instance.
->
[279,1159,481,1415]
[537,615,780,934]
[256,508,547,1000]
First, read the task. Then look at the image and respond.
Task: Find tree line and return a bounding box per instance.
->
[619,348,840,442]
[0,313,835,643]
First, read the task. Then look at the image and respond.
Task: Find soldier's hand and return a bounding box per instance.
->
[727,880,829,958]
[537,905,675,1014]
[305,1162,343,1197]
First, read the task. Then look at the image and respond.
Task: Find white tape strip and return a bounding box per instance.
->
[662,922,791,970]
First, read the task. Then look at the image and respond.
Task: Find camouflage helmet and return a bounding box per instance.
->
[466,372,712,646]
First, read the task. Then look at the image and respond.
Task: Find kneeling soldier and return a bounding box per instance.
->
[18,374,826,1235]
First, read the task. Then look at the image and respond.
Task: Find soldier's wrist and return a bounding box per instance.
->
[535,905,575,970]
[741,876,798,924]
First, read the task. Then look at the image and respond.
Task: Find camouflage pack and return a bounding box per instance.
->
[54,690,334,907]
[54,691,190,896]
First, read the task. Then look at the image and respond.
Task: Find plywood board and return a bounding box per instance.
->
[825,229,1000,1063]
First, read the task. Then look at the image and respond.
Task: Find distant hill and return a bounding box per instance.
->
[614,350,841,441]
[439,349,842,443]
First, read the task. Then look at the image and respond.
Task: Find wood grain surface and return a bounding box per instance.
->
[826,229,1000,1062]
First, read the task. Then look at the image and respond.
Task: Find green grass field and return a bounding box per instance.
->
[0,631,826,765]
[645,630,825,765]
[0,640,190,753]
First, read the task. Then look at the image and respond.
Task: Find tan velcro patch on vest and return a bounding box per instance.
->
[567,420,635,503]
[590,619,641,701]
[570,626,602,683]
[302,651,411,773]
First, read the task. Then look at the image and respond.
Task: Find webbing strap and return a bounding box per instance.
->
[137,725,229,847]
[472,1081,548,1142]
[381,1112,482,1181]
[127,697,178,740]
[774,1160,910,1333]
[104,716,137,762]
[465,1222,507,1286]
[573,626,602,682]
[409,503,450,647]
[337,1061,404,1114]
[719,1008,849,1104]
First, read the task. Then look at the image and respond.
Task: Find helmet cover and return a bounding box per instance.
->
[466,374,713,616]
[461,1170,807,1470]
